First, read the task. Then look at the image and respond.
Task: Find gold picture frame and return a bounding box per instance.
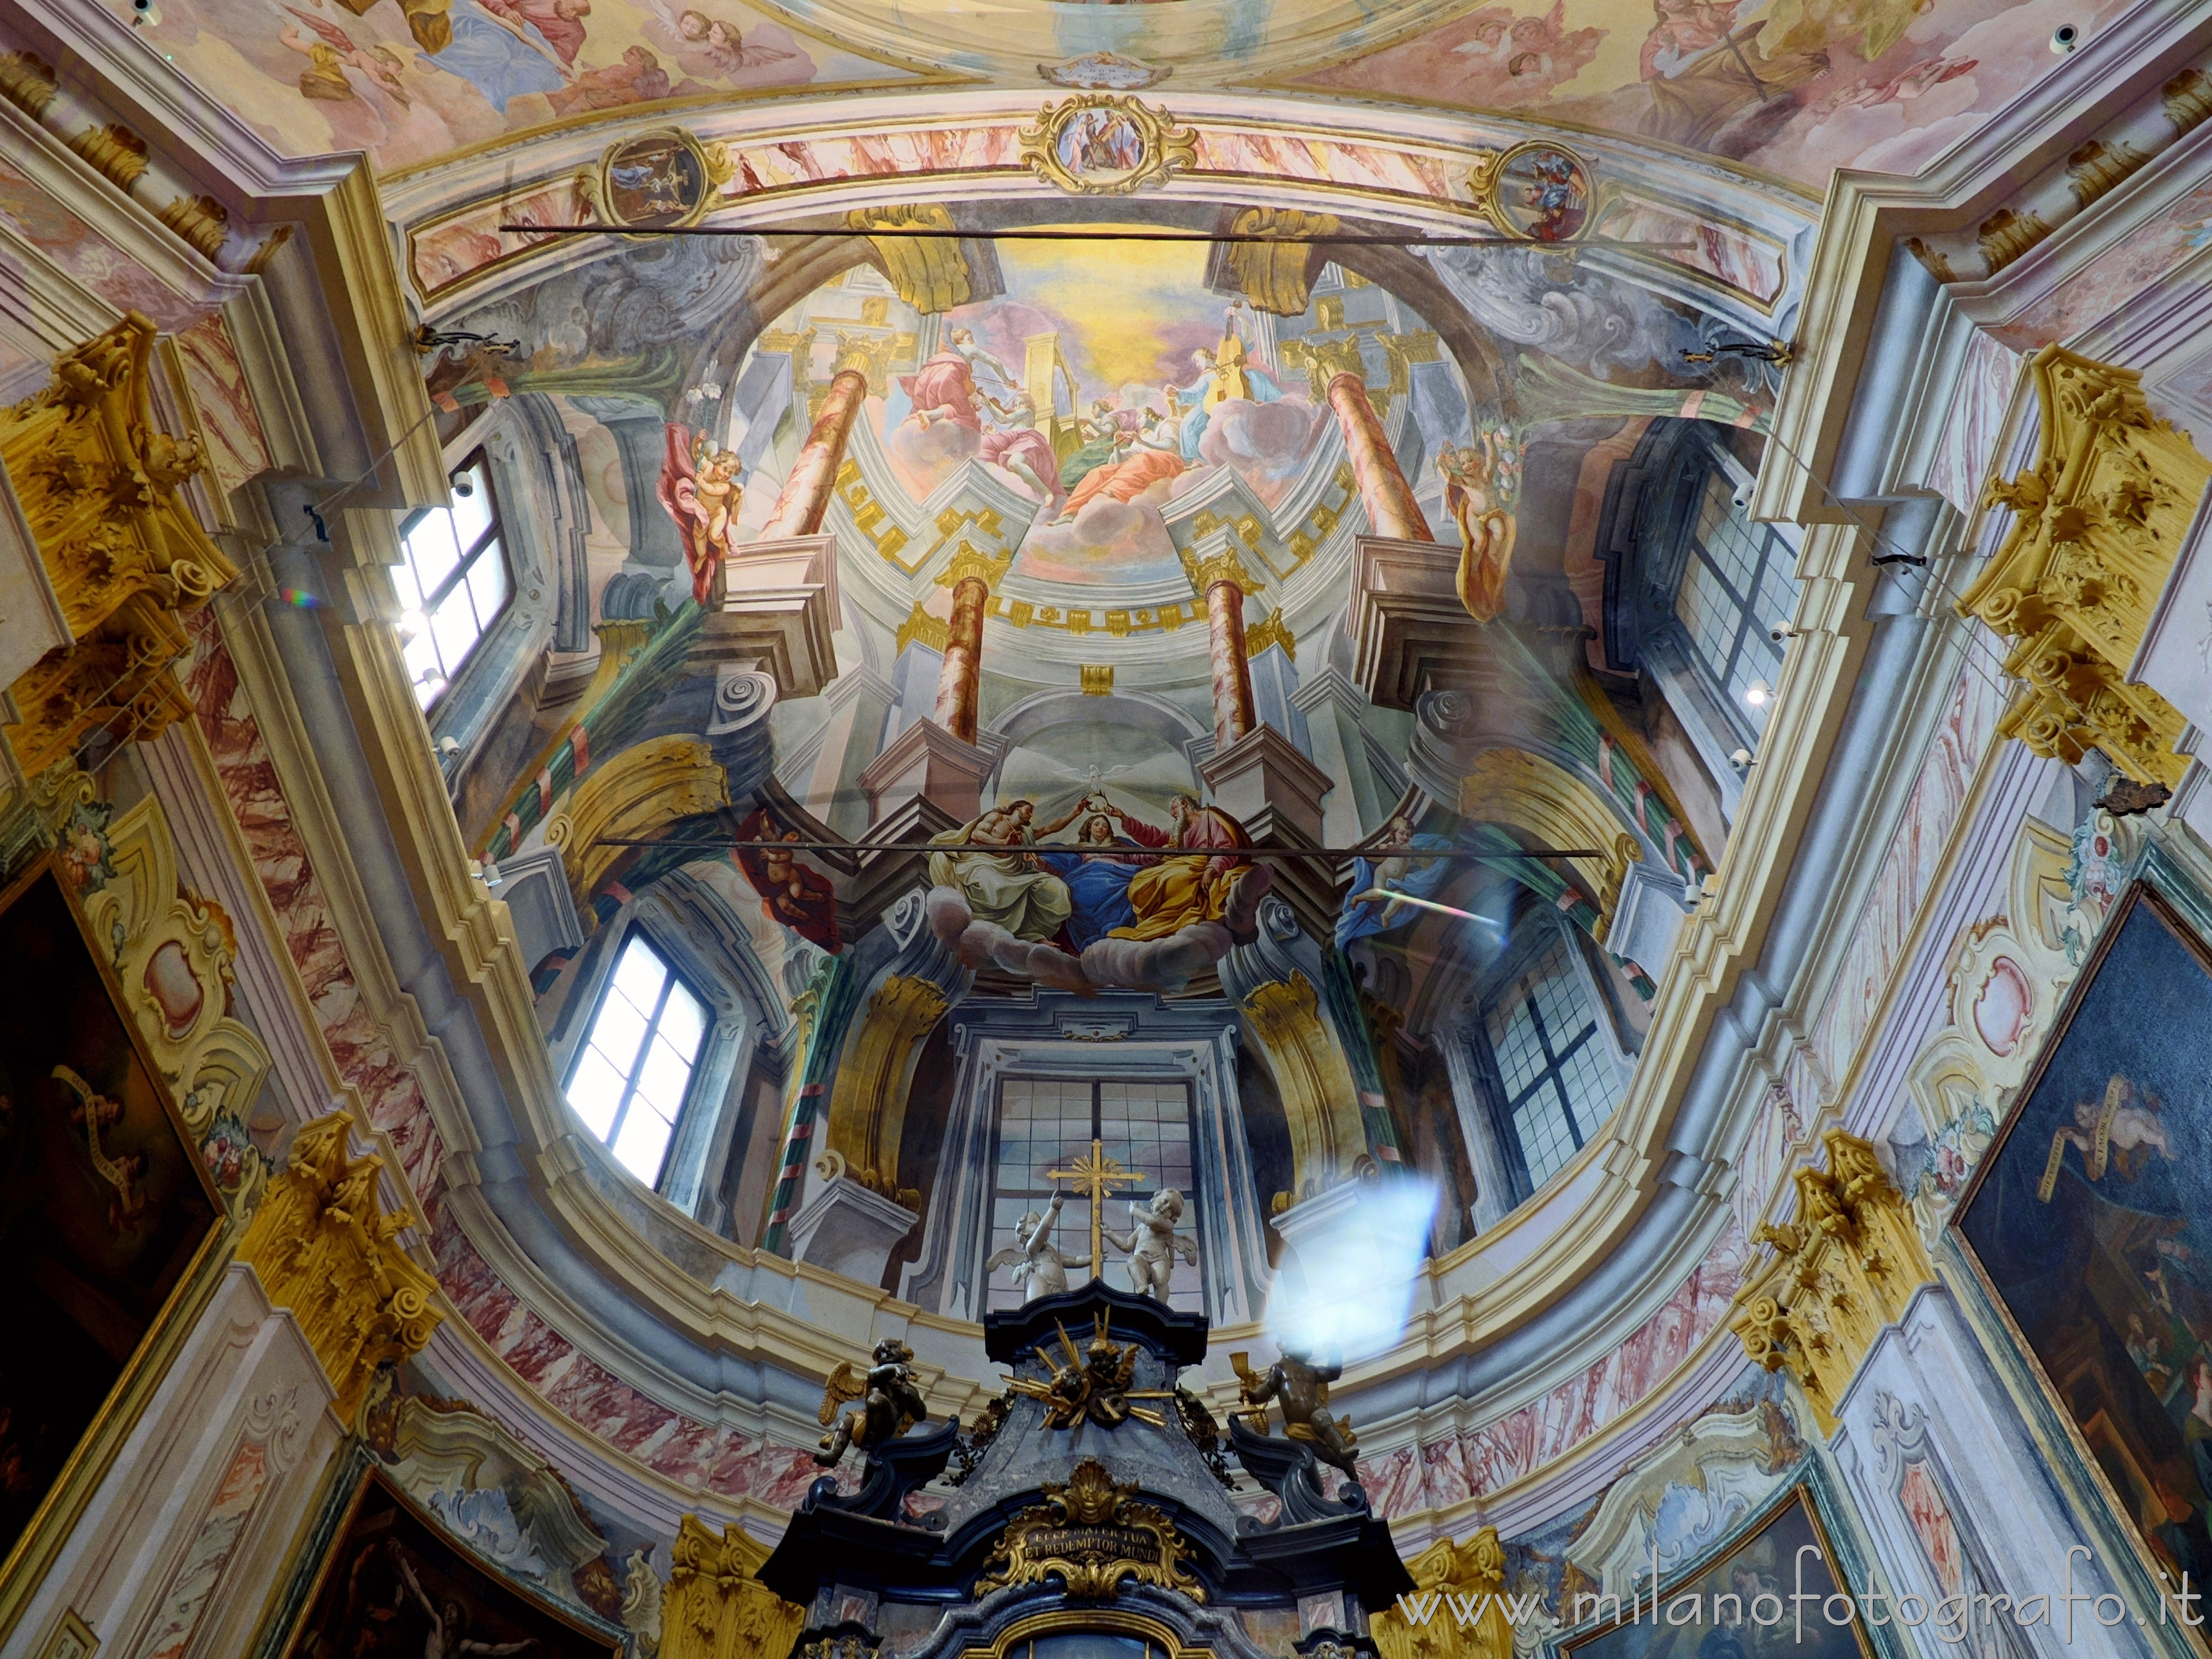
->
[1466,139,1594,244]
[1016,95,1197,196]
[1948,876,2212,1656]
[579,127,733,233]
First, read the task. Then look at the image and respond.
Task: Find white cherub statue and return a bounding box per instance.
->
[985,1188,1092,1302]
[1104,1188,1198,1301]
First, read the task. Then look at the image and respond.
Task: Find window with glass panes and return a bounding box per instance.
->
[395,453,510,707]
[985,1077,1198,1313]
[566,934,710,1186]
[1483,935,1616,1192]
[1673,469,1799,729]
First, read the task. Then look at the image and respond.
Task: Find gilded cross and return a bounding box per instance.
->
[1047,1138,1141,1284]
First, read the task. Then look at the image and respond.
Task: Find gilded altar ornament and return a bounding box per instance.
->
[973,1457,1205,1601]
[1005,1315,1176,1430]
[1728,1128,1936,1433]
[235,1112,442,1423]
[1016,95,1197,196]
[1230,1347,1359,1475]
[660,1515,806,1659]
[1372,1528,1514,1659]
[1957,345,2209,788]
[578,127,733,232]
[0,313,239,780]
[816,1338,930,1465]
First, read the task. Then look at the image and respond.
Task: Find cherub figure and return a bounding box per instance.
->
[985,1188,1091,1302]
[815,1338,928,1465]
[1234,1345,1359,1476]
[2042,1073,2176,1197]
[280,7,410,103]
[655,421,743,605]
[1102,1188,1198,1301]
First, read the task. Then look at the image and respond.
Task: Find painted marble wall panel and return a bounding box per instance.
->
[1359,1217,1750,1517]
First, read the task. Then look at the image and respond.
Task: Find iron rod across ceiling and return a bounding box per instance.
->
[497,224,1693,249]
[583,838,1603,859]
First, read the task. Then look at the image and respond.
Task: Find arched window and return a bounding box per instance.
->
[565,931,711,1186]
[395,452,511,707]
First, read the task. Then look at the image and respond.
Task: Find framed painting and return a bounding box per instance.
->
[275,1465,623,1658]
[0,860,224,1599]
[1560,1485,1872,1659]
[1953,877,2212,1609]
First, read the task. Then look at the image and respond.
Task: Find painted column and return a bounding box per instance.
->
[1195,546,1258,747]
[758,368,869,540]
[932,547,997,744]
[1327,371,1433,543]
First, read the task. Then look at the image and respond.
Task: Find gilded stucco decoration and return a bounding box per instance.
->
[544,735,731,929]
[1373,1528,1514,1659]
[1016,95,1197,196]
[1959,345,2211,788]
[1456,748,1640,936]
[660,1516,807,1659]
[81,795,274,1216]
[823,972,948,1208]
[0,313,239,782]
[974,1457,1204,1600]
[1729,1128,1936,1432]
[235,1112,442,1424]
[1223,207,1340,316]
[578,128,734,233]
[847,204,974,314]
[1238,971,1368,1203]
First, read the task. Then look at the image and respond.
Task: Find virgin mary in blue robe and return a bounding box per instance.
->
[1037,816,1155,950]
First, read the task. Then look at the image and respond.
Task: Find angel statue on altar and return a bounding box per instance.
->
[984,1188,1091,1302]
[1437,422,1520,623]
[656,421,743,604]
[1104,1188,1199,1301]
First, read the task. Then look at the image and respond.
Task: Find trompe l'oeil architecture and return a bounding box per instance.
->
[6,2,2212,1656]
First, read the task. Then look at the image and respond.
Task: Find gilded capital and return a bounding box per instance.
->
[0,314,240,780]
[937,540,1013,592]
[1957,345,2209,787]
[662,1515,806,1659]
[1728,1128,1934,1432]
[235,1113,442,1423]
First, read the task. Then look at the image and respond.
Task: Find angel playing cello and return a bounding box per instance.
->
[656,421,743,605]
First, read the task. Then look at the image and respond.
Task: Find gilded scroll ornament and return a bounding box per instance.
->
[235,1112,442,1423]
[823,972,948,1201]
[543,734,729,927]
[1958,345,2210,787]
[974,1457,1204,1600]
[81,795,273,1216]
[1223,208,1339,316]
[1728,1128,1936,1432]
[660,1515,807,1659]
[0,314,239,779]
[1016,95,1197,196]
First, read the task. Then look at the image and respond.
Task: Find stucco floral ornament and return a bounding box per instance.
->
[1018,95,1197,195]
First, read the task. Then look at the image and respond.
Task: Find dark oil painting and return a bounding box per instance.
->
[1563,1488,1870,1659]
[1957,883,2212,1590]
[0,863,220,1566]
[283,1469,621,1657]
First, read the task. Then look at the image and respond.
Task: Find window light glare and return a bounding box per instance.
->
[1743,679,1770,707]
[397,607,426,640]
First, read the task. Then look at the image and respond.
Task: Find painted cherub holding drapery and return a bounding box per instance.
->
[656,422,743,605]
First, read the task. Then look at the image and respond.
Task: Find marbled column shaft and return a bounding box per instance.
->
[758,368,869,540]
[1327,371,1433,543]
[1207,577,1256,746]
[933,575,990,744]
